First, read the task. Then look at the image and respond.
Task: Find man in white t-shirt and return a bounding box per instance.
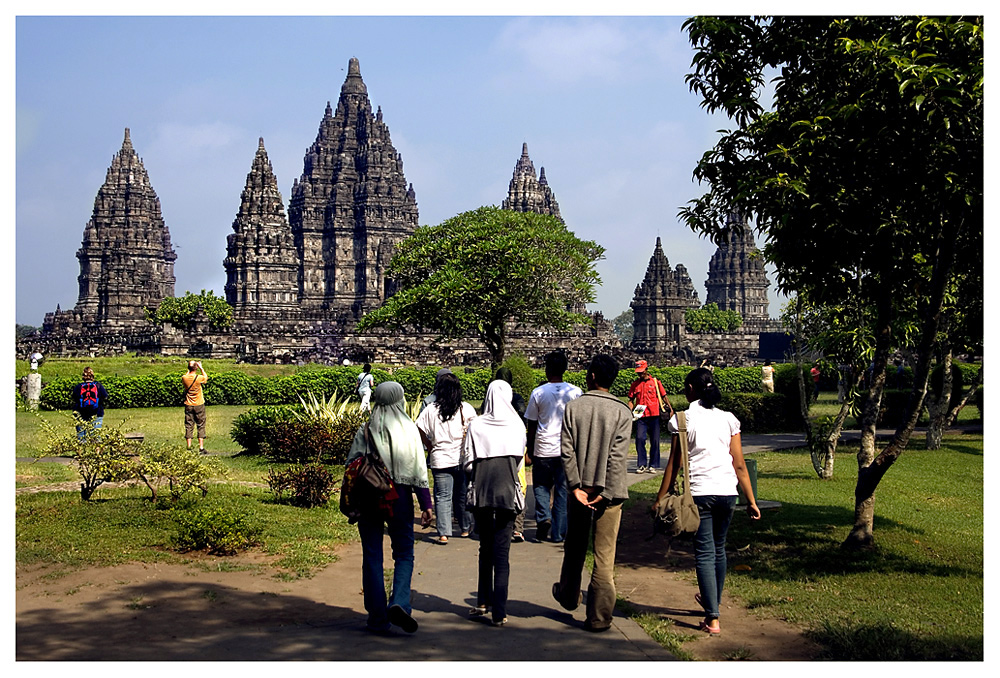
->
[525,351,582,543]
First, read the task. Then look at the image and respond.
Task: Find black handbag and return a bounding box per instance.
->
[652,411,700,538]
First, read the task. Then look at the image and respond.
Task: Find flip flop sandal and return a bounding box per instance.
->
[699,620,721,636]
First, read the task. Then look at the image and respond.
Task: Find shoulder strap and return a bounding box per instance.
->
[676,411,691,495]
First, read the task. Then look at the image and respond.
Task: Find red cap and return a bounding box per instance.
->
[635,360,648,372]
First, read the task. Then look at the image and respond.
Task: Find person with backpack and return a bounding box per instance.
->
[71,367,108,440]
[654,367,761,636]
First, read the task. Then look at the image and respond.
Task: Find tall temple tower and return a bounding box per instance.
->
[288,57,418,319]
[501,143,562,223]
[705,213,771,327]
[630,237,700,354]
[72,128,177,328]
[224,138,299,320]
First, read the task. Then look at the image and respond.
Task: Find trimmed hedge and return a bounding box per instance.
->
[40,363,793,411]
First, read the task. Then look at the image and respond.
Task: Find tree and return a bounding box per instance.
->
[680,16,982,549]
[685,302,743,333]
[611,309,634,343]
[145,290,234,331]
[356,206,604,368]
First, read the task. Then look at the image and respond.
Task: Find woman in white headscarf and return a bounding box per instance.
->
[461,379,526,627]
[346,381,433,635]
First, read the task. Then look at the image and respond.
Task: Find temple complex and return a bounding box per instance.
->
[43,128,177,334]
[223,138,299,320]
[27,58,783,368]
[705,213,772,329]
[501,143,562,223]
[630,237,701,355]
[288,57,418,319]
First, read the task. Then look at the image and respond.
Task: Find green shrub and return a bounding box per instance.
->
[500,354,539,400]
[685,302,743,333]
[136,443,224,503]
[672,392,795,433]
[456,368,494,401]
[173,505,263,555]
[230,405,301,455]
[40,414,141,500]
[267,463,337,508]
[268,419,337,464]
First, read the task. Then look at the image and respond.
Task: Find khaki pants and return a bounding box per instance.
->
[555,498,622,630]
[184,404,207,440]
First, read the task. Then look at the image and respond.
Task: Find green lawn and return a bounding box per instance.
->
[628,433,984,660]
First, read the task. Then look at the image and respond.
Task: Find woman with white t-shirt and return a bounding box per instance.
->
[416,373,477,545]
[655,367,761,636]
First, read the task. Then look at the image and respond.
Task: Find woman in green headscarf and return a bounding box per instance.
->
[346,381,433,635]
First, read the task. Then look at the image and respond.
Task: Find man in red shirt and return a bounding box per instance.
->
[627,360,673,473]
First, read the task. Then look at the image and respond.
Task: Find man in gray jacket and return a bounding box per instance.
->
[552,354,633,632]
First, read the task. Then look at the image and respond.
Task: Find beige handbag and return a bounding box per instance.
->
[652,411,700,538]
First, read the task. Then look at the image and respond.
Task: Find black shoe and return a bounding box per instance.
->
[199,448,207,455]
[552,582,581,611]
[388,604,418,633]
[536,520,550,542]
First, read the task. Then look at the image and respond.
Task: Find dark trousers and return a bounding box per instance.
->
[474,507,515,624]
[635,415,661,468]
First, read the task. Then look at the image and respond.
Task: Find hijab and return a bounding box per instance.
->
[349,381,429,488]
[464,380,526,460]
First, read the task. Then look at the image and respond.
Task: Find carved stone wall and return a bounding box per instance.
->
[46,128,176,334]
[705,213,771,324]
[223,138,299,320]
[501,143,562,223]
[288,58,418,318]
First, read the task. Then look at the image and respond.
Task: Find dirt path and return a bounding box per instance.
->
[613,499,821,661]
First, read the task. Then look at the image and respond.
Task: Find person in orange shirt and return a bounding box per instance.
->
[182,360,209,454]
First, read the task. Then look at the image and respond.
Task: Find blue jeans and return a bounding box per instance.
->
[357,487,415,631]
[75,416,103,441]
[531,456,567,541]
[693,494,737,620]
[432,466,472,537]
[635,415,661,468]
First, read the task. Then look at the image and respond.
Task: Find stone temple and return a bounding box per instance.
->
[29,57,785,368]
[44,128,177,334]
[33,59,623,367]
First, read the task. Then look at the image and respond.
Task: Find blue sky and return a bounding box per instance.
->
[16,12,789,326]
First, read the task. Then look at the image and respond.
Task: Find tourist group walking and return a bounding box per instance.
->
[345,352,760,637]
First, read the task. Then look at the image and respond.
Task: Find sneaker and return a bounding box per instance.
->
[536,520,550,542]
[636,465,647,474]
[646,466,658,473]
[511,532,525,543]
[388,604,418,633]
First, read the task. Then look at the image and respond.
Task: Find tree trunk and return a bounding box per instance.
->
[925,348,953,450]
[842,220,958,551]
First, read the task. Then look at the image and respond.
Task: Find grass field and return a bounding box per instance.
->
[628,433,984,660]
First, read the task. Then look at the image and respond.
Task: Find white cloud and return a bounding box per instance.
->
[148,121,244,163]
[492,16,687,87]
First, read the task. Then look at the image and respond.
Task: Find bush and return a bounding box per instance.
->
[501,354,540,401]
[230,405,301,455]
[267,463,337,508]
[672,392,795,433]
[232,403,365,463]
[40,414,141,500]
[173,505,263,555]
[136,443,224,503]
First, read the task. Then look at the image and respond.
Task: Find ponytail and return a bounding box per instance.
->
[685,367,722,408]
